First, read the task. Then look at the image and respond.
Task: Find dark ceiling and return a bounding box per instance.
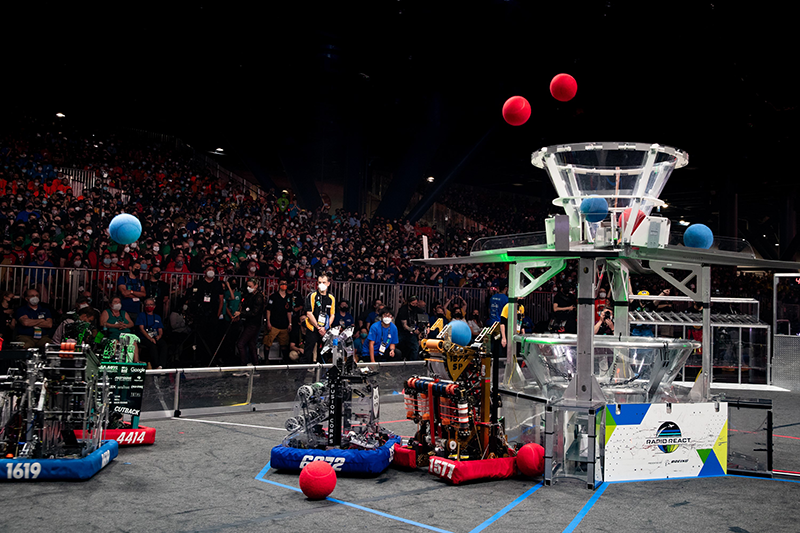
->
[3,1,797,240]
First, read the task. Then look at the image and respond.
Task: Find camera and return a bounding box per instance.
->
[603,310,612,320]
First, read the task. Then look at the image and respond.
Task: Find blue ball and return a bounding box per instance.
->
[580,197,609,223]
[449,320,472,347]
[683,224,714,249]
[109,213,142,245]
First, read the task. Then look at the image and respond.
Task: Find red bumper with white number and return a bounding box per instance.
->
[427,456,517,485]
[74,424,156,446]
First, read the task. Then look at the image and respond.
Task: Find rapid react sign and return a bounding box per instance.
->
[604,402,727,482]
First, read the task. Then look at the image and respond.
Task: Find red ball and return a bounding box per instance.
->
[516,443,545,477]
[618,207,646,233]
[298,460,337,500]
[549,73,578,102]
[502,96,531,126]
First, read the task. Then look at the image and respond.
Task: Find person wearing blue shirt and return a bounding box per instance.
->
[361,308,401,363]
[14,289,53,348]
[333,300,354,329]
[117,264,146,323]
[15,204,40,222]
[489,285,509,324]
[135,298,168,369]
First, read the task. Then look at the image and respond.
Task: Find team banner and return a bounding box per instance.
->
[604,402,727,482]
[100,362,147,417]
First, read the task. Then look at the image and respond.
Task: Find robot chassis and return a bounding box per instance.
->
[402,320,513,466]
[282,325,396,451]
[0,340,109,461]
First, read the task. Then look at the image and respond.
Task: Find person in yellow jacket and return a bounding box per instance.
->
[500,303,525,348]
[303,273,336,364]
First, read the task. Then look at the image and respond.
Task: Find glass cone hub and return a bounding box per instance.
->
[531,142,688,223]
[516,334,700,404]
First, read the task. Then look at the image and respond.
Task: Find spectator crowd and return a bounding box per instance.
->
[0,115,778,368]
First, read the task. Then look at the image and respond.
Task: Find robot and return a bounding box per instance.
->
[1,342,118,480]
[396,320,521,483]
[271,326,400,474]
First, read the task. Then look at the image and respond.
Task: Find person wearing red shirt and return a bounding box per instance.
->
[11,237,29,265]
[594,289,609,321]
[166,254,191,274]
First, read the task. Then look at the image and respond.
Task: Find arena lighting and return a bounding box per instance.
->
[55,113,65,117]
[427,176,435,182]
[215,147,224,152]
[679,220,690,226]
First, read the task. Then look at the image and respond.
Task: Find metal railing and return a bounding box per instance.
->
[140,361,426,419]
[0,264,556,327]
[55,167,130,203]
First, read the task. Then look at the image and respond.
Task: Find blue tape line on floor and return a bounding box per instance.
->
[562,482,608,533]
[255,461,454,533]
[326,497,454,533]
[468,482,543,533]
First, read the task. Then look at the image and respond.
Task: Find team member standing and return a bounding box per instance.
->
[187,265,225,364]
[500,302,526,349]
[488,285,508,325]
[489,285,508,357]
[234,278,265,366]
[397,295,423,361]
[117,263,146,324]
[303,273,336,364]
[552,282,577,333]
[263,279,293,362]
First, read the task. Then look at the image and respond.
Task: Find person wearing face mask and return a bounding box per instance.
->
[594,288,609,322]
[397,295,423,362]
[24,247,55,303]
[166,252,191,273]
[233,278,265,367]
[136,298,168,369]
[334,300,354,329]
[187,266,225,364]
[144,267,169,318]
[271,253,284,271]
[303,273,336,365]
[100,296,134,341]
[467,309,483,337]
[352,327,369,355]
[360,308,401,363]
[552,282,577,334]
[263,279,292,363]
[14,289,54,349]
[117,265,147,323]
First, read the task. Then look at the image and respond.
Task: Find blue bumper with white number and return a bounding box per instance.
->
[1,440,118,481]
[270,436,401,475]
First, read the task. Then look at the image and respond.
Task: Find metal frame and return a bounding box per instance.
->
[772,273,800,390]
